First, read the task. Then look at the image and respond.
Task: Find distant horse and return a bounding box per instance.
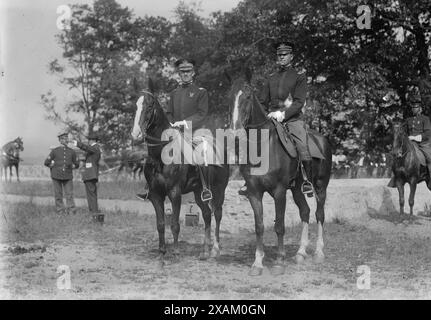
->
[229,75,332,276]
[117,149,148,180]
[389,123,430,215]
[131,79,230,265]
[1,137,24,182]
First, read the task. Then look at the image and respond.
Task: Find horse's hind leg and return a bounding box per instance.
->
[15,164,20,182]
[291,185,310,264]
[408,180,417,216]
[271,186,287,275]
[210,190,225,259]
[194,190,212,260]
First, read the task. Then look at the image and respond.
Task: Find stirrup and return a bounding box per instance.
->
[301,180,314,197]
[201,188,213,202]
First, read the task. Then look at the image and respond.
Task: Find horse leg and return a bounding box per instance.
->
[209,185,225,259]
[15,164,20,182]
[397,181,405,215]
[168,187,182,256]
[291,185,310,264]
[194,190,212,260]
[314,180,327,263]
[9,166,12,182]
[271,186,287,275]
[248,189,265,276]
[408,179,417,216]
[150,193,166,266]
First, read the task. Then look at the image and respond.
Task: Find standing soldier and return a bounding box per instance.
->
[44,131,79,214]
[239,40,313,197]
[71,133,103,223]
[136,58,209,200]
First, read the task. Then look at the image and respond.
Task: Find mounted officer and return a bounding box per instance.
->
[239,40,313,197]
[388,101,431,188]
[136,58,211,201]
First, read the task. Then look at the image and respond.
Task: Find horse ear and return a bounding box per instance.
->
[224,69,232,85]
[244,65,253,84]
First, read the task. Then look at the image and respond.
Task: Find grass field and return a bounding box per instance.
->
[1,200,431,299]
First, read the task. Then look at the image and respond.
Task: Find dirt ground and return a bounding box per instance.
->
[1,179,431,299]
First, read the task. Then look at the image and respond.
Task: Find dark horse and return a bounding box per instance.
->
[389,123,430,215]
[229,75,332,276]
[131,80,230,265]
[1,137,24,182]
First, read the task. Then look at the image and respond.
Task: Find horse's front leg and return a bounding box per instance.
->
[150,192,166,267]
[291,184,310,264]
[248,188,265,276]
[168,186,182,256]
[396,181,405,215]
[408,179,417,216]
[194,190,212,260]
[271,186,287,275]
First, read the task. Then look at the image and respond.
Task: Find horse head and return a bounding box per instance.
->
[392,122,410,159]
[131,78,167,142]
[228,68,267,131]
[14,137,24,151]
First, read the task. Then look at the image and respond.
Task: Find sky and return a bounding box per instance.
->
[0,0,240,163]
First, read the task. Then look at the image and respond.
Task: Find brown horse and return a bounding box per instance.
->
[228,75,332,276]
[131,80,230,265]
[389,123,430,215]
[1,137,24,182]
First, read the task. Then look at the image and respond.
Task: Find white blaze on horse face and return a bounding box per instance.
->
[233,90,243,130]
[132,96,144,140]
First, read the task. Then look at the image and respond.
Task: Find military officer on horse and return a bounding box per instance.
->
[388,100,431,189]
[239,40,313,196]
[136,58,211,200]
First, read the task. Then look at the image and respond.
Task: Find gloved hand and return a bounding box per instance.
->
[171,120,189,129]
[408,135,422,142]
[267,110,285,122]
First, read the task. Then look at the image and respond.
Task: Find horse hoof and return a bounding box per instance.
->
[313,253,325,264]
[249,266,263,276]
[295,253,307,264]
[199,252,210,260]
[210,249,220,259]
[271,265,285,276]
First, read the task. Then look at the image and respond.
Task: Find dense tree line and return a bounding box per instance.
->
[42,0,430,155]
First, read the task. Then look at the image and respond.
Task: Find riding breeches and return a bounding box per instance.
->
[284,119,312,161]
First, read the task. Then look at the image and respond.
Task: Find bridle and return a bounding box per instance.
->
[234,84,269,130]
[392,123,410,159]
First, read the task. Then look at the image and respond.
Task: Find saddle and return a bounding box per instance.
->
[272,120,326,160]
[412,143,427,166]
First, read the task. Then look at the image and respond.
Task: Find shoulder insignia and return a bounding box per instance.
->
[199,87,206,91]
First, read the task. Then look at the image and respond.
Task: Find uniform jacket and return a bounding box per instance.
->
[77,142,101,181]
[406,114,431,143]
[44,145,79,180]
[166,82,208,130]
[259,66,307,122]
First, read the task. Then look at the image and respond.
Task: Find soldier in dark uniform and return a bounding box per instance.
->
[44,131,79,214]
[72,133,103,223]
[239,40,313,196]
[136,58,209,200]
[388,103,431,188]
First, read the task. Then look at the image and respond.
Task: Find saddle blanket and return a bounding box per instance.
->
[273,120,326,160]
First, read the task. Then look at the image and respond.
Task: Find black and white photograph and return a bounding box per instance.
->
[0,0,431,301]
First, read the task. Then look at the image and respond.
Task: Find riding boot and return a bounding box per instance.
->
[301,160,314,197]
[427,164,431,189]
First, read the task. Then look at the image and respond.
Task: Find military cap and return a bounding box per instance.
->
[273,40,295,54]
[174,58,196,72]
[87,132,100,141]
[57,130,69,138]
